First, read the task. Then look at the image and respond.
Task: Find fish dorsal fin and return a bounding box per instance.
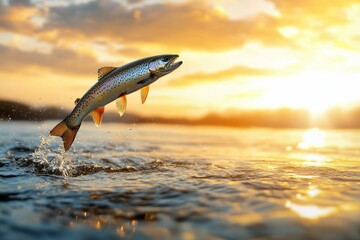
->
[90,106,105,127]
[140,85,149,104]
[116,95,127,117]
[98,67,116,80]
[74,98,80,105]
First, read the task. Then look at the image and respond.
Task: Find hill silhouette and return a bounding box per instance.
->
[0,99,143,123]
[1,99,360,128]
[0,100,67,121]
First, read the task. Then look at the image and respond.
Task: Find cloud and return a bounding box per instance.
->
[1,0,358,54]
[126,0,143,4]
[36,0,284,51]
[271,0,355,49]
[272,0,351,21]
[0,45,108,75]
[116,46,143,58]
[3,0,354,56]
[4,0,32,6]
[33,0,359,53]
[0,3,38,33]
[168,65,280,87]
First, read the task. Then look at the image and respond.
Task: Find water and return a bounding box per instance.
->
[0,121,359,240]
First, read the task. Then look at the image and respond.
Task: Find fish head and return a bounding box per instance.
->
[148,54,182,77]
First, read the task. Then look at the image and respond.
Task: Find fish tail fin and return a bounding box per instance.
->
[50,120,80,151]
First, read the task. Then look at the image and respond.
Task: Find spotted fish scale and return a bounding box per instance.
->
[50,54,182,151]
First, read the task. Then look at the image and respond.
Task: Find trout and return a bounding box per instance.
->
[50,54,182,151]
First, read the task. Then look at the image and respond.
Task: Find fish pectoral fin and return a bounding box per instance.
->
[74,98,80,105]
[140,85,149,104]
[98,67,116,80]
[90,106,105,127]
[116,95,127,117]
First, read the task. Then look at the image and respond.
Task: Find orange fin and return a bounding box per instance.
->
[90,106,105,127]
[98,67,116,80]
[50,121,80,151]
[50,121,68,137]
[74,98,80,105]
[116,95,127,117]
[62,126,80,151]
[140,85,149,104]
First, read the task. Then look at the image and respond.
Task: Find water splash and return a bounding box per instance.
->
[31,134,73,176]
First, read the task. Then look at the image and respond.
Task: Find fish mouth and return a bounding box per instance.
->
[165,55,183,72]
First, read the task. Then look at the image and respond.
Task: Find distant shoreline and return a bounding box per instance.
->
[1,99,360,129]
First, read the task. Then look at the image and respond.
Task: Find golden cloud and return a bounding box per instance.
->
[0,0,285,51]
[168,66,280,87]
[271,0,355,49]
[0,5,37,33]
[1,0,358,53]
[0,45,108,75]
[0,0,359,79]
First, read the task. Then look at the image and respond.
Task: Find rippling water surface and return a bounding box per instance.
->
[0,121,359,239]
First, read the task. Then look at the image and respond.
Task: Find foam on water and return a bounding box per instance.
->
[31,135,72,176]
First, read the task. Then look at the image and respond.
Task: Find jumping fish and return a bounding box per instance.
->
[50,54,182,151]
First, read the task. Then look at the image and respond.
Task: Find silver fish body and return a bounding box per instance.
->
[50,54,182,150]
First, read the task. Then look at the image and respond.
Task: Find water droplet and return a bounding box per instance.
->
[31,134,74,176]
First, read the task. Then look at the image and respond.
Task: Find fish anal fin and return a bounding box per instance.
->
[90,106,105,127]
[50,120,80,151]
[140,85,149,104]
[98,67,116,80]
[116,95,127,117]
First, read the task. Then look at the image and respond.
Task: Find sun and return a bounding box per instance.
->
[289,71,337,114]
[260,70,359,115]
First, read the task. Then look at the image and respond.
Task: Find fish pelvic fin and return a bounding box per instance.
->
[90,106,105,127]
[140,85,149,104]
[116,95,127,117]
[50,120,80,151]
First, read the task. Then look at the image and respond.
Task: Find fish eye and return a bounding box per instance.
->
[163,57,169,61]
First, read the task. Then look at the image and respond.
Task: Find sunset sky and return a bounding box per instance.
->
[1,0,360,118]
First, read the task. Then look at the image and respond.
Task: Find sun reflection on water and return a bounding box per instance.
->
[302,154,330,166]
[307,185,320,198]
[287,184,337,219]
[296,185,321,200]
[298,128,325,150]
[295,128,332,167]
[285,201,337,219]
